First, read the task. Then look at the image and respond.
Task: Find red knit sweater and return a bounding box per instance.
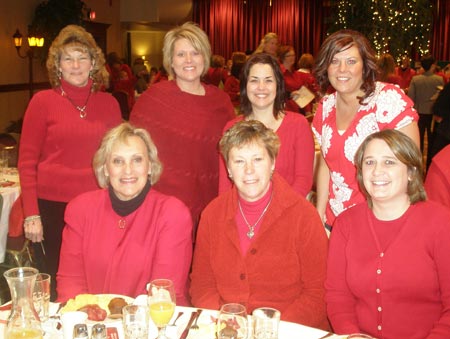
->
[130,80,234,224]
[18,79,122,216]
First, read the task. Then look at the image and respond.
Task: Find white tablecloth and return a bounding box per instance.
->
[0,169,20,263]
[1,303,335,339]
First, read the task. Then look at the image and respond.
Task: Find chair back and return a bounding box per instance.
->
[112,91,130,120]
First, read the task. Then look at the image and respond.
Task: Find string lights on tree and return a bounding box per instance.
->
[328,0,432,60]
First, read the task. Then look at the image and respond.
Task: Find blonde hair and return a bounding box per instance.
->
[93,123,163,188]
[46,25,106,91]
[162,22,211,78]
[254,32,279,54]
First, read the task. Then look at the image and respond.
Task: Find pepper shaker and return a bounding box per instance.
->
[91,323,107,339]
[73,323,89,339]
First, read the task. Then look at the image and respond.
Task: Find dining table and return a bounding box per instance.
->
[0,295,341,339]
[0,167,20,263]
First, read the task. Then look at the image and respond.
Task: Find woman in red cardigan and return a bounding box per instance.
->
[326,130,450,338]
[190,120,330,330]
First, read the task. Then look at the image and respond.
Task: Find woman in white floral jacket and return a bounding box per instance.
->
[312,29,419,228]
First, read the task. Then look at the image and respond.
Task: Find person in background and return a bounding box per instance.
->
[203,54,228,87]
[191,120,330,330]
[408,54,444,157]
[130,22,234,225]
[132,57,149,94]
[18,24,122,299]
[106,52,137,111]
[427,81,450,167]
[57,123,192,304]
[224,51,247,111]
[278,45,303,114]
[219,53,315,198]
[326,129,450,338]
[312,29,419,229]
[377,53,402,87]
[395,55,416,93]
[296,53,319,115]
[253,32,279,57]
[425,144,450,209]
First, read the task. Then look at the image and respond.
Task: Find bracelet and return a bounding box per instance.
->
[24,215,41,223]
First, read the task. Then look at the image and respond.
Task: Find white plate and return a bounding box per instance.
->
[60,293,134,324]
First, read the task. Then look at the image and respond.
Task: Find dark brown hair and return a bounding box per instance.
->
[240,53,285,118]
[314,29,378,104]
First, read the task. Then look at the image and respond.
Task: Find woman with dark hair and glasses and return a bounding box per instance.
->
[219,53,315,198]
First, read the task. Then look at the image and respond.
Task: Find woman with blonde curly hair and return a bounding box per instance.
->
[18,24,121,299]
[57,123,193,303]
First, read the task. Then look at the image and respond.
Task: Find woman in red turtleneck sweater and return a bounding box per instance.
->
[18,25,121,299]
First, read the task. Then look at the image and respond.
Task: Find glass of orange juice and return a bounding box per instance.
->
[148,279,176,339]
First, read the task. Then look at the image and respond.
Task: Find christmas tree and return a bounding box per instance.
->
[327,0,432,60]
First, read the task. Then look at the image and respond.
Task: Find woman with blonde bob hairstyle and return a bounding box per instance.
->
[131,22,234,225]
[326,129,450,338]
[19,24,121,299]
[57,123,193,304]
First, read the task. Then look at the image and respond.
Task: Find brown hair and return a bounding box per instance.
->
[354,129,426,207]
[240,53,286,118]
[314,29,378,104]
[220,120,280,166]
[46,25,106,91]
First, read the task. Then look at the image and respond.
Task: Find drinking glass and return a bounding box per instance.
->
[216,303,248,339]
[33,273,51,322]
[252,307,280,339]
[147,279,176,339]
[122,304,149,339]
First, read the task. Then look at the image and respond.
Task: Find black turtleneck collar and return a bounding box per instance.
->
[108,180,151,217]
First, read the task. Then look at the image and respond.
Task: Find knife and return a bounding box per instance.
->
[179,311,198,339]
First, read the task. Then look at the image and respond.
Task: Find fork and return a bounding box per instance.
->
[190,309,203,330]
[169,311,184,326]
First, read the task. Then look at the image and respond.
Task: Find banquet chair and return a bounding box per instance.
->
[1,196,33,268]
[112,90,130,120]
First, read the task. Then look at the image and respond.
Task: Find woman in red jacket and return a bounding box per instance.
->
[190,120,329,330]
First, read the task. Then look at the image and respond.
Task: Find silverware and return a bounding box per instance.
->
[169,311,184,326]
[179,311,198,339]
[190,309,203,331]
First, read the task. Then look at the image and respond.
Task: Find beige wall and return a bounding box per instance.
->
[0,0,122,132]
[0,0,192,132]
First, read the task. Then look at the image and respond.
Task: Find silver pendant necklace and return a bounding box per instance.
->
[238,190,273,239]
[60,86,92,119]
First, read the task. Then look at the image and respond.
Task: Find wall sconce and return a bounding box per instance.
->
[12,28,44,99]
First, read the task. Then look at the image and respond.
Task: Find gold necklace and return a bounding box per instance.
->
[60,86,92,119]
[238,190,273,239]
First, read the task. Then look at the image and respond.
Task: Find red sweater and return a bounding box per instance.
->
[18,79,122,216]
[326,202,450,339]
[57,188,193,304]
[219,112,315,197]
[425,144,450,209]
[130,80,235,224]
[190,173,330,330]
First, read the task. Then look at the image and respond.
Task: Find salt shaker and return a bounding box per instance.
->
[73,323,89,339]
[91,323,107,339]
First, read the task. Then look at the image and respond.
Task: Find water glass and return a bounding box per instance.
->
[33,273,51,322]
[252,307,280,339]
[122,304,149,339]
[217,303,248,339]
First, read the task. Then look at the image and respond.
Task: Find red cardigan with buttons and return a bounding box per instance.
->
[190,173,330,330]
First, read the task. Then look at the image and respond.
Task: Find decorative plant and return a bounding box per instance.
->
[28,0,87,61]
